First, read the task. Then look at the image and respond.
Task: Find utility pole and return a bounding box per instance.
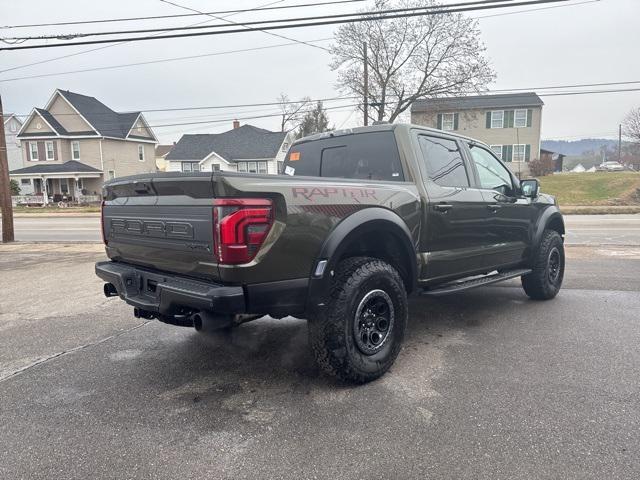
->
[618,123,622,162]
[0,94,15,242]
[363,41,368,127]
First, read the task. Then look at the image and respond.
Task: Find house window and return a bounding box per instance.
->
[513,144,526,162]
[490,111,504,129]
[212,164,221,172]
[138,144,145,161]
[72,141,80,160]
[108,170,116,180]
[29,142,38,161]
[60,179,69,194]
[21,178,31,185]
[441,113,455,131]
[237,162,247,173]
[514,109,527,128]
[248,162,257,173]
[490,145,503,160]
[181,162,200,172]
[258,162,268,174]
[46,141,55,160]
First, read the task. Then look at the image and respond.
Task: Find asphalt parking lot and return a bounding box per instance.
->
[1,243,639,479]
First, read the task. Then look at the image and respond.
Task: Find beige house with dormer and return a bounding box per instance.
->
[411,93,544,177]
[10,89,157,203]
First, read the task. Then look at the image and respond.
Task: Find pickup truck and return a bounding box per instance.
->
[96,124,565,383]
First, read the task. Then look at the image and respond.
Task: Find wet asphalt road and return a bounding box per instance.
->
[0,244,639,479]
[2,214,640,245]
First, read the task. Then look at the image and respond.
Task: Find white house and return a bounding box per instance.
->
[165,122,293,175]
[3,114,24,172]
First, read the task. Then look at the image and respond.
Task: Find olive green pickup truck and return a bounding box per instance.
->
[96,124,565,383]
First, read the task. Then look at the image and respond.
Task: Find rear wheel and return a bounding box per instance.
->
[522,229,565,300]
[308,257,408,383]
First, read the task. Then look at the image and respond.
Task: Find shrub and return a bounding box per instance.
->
[10,179,20,195]
[528,157,555,177]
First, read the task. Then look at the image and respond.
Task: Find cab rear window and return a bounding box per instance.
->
[283,131,404,181]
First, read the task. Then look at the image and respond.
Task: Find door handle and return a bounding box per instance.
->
[434,204,453,212]
[487,204,502,212]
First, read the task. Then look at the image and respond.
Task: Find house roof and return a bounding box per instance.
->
[3,113,23,125]
[166,125,287,162]
[155,144,174,157]
[57,90,140,138]
[10,160,102,175]
[35,108,69,135]
[411,92,544,113]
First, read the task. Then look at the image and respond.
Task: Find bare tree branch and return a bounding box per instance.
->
[330,0,495,124]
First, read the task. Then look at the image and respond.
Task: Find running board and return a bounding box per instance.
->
[420,269,532,297]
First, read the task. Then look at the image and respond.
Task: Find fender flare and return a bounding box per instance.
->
[306,207,418,315]
[530,206,565,260]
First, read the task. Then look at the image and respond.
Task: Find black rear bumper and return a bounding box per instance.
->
[95,261,245,315]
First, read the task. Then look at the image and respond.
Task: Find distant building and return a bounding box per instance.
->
[165,122,293,174]
[411,92,544,177]
[540,148,566,172]
[3,114,24,172]
[10,89,157,203]
[155,144,174,172]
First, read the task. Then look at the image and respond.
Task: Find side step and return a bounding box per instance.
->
[421,269,532,297]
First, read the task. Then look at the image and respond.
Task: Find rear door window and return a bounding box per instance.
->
[417,135,469,187]
[283,131,404,181]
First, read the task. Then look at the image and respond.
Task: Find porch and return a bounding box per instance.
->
[10,160,103,206]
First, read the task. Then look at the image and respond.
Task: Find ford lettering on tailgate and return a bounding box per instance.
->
[110,219,194,240]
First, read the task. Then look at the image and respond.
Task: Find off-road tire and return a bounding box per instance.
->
[522,229,565,300]
[308,257,408,383]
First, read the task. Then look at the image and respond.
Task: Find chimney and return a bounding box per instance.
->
[233,119,240,129]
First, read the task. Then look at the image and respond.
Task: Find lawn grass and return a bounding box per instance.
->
[538,172,640,206]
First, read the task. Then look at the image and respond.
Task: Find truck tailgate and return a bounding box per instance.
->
[102,173,220,280]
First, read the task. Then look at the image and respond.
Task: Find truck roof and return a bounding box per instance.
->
[294,122,489,148]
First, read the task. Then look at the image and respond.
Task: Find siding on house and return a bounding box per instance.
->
[412,107,543,160]
[411,93,544,177]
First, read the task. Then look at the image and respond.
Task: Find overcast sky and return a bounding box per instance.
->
[1,0,638,144]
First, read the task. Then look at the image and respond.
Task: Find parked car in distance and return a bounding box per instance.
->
[96,124,566,383]
[597,161,625,172]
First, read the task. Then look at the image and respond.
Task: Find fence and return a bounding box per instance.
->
[11,194,101,206]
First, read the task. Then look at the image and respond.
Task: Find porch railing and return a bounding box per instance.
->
[11,194,101,206]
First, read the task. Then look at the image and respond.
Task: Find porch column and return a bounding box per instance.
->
[41,176,48,205]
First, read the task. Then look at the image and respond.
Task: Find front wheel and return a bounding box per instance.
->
[522,229,565,300]
[308,257,408,383]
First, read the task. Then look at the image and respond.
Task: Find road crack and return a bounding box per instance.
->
[0,321,151,383]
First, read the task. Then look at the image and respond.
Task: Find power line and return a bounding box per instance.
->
[10,80,640,117]
[5,0,518,41]
[475,0,598,18]
[0,0,286,74]
[0,0,570,51]
[0,0,368,29]
[157,0,330,53]
[0,38,333,83]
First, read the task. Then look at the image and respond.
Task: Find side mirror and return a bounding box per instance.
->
[520,179,539,198]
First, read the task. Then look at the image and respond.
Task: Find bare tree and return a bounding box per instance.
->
[623,107,640,144]
[277,93,311,132]
[330,0,495,123]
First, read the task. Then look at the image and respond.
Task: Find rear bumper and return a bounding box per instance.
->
[95,261,245,315]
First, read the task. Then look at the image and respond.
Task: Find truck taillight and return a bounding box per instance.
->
[100,200,107,245]
[213,198,274,264]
